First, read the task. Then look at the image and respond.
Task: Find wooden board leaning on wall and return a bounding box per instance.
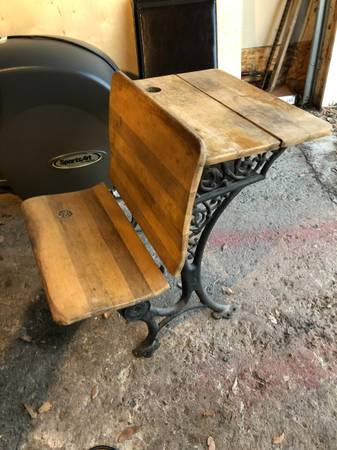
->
[242,41,311,90]
[241,0,319,93]
[312,0,337,107]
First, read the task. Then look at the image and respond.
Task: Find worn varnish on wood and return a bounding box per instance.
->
[22,184,169,324]
[109,72,205,275]
[137,69,331,161]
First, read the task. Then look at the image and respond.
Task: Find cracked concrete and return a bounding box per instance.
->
[1,137,337,450]
[300,135,337,204]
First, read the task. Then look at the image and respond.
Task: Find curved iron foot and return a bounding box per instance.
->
[89,446,119,450]
[196,284,236,314]
[120,261,238,358]
[211,304,237,320]
[181,261,237,316]
[119,295,205,357]
[132,337,160,358]
[120,301,160,358]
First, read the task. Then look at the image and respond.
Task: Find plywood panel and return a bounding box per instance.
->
[0,0,138,73]
[1,0,243,79]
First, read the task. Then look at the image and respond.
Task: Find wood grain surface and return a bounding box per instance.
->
[109,72,206,276]
[178,69,331,147]
[136,74,280,165]
[22,183,169,325]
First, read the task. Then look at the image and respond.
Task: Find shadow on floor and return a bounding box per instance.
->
[0,293,80,449]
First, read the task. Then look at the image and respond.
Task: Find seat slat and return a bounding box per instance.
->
[22,183,169,325]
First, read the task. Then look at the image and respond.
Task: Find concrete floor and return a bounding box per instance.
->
[1,138,337,450]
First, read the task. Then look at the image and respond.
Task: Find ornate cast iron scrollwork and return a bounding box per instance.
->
[188,151,283,259]
[120,150,285,357]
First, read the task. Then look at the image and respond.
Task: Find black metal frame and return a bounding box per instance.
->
[88,446,119,450]
[120,150,285,357]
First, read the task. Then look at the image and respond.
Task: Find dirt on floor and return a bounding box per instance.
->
[1,109,337,450]
[309,105,337,136]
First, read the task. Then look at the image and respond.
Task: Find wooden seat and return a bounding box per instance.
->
[22,183,169,325]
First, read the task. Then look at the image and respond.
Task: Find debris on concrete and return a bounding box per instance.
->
[207,436,216,450]
[117,425,141,443]
[202,410,216,418]
[23,404,38,420]
[90,385,99,401]
[272,432,285,445]
[309,105,337,135]
[38,401,52,414]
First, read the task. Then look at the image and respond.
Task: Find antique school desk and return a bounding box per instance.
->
[23,69,331,357]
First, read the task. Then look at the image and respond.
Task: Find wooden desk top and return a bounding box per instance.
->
[136,69,331,166]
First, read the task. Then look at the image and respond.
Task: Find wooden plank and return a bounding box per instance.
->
[109,72,206,276]
[262,0,293,90]
[312,0,337,108]
[285,0,319,93]
[241,42,309,88]
[22,183,169,325]
[285,40,313,93]
[268,0,302,92]
[136,75,280,165]
[298,0,320,43]
[242,45,281,76]
[179,69,331,147]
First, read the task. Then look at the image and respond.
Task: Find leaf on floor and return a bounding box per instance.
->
[207,436,216,450]
[202,410,216,417]
[268,313,278,325]
[223,287,234,295]
[231,376,239,395]
[19,335,33,343]
[272,432,285,445]
[38,401,52,414]
[91,385,99,400]
[117,426,141,443]
[23,403,37,419]
[102,312,112,319]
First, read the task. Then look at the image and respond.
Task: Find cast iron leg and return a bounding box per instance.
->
[120,150,285,357]
[120,302,160,358]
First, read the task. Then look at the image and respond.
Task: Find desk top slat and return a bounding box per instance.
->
[178,69,331,148]
[137,75,280,165]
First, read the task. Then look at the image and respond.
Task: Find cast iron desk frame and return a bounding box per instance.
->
[120,148,284,357]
